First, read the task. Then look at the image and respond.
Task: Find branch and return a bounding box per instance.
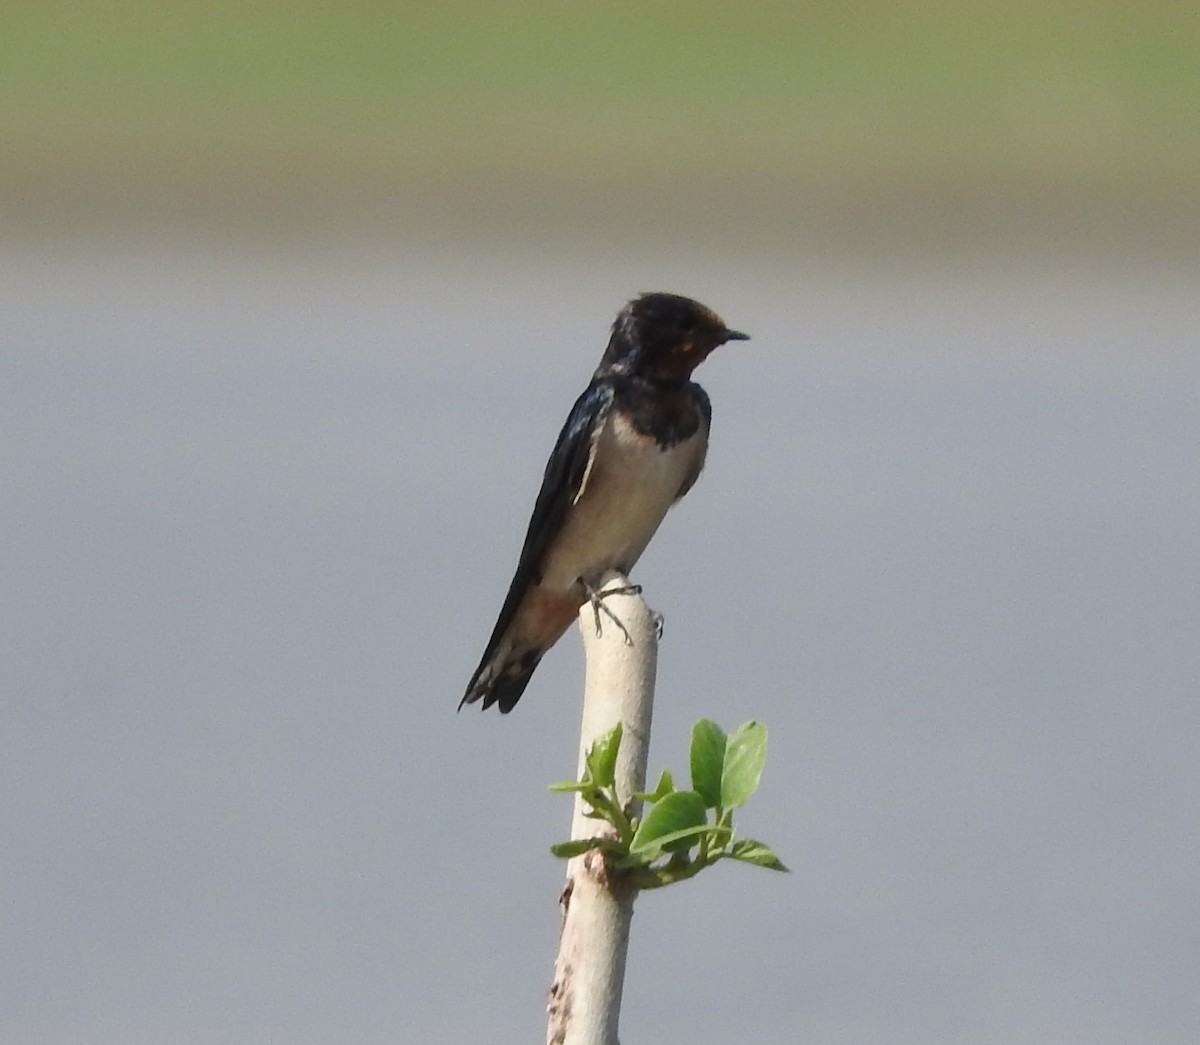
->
[546,572,657,1045]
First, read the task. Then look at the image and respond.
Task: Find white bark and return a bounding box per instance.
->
[547,572,658,1045]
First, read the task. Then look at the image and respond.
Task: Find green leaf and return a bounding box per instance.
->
[551,838,605,859]
[582,789,624,822]
[635,822,711,854]
[728,838,789,872]
[706,822,734,851]
[586,723,623,789]
[548,780,590,793]
[721,721,767,808]
[633,768,674,803]
[689,719,727,807]
[629,790,708,857]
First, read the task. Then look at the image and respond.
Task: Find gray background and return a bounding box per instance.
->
[4,234,1197,1043]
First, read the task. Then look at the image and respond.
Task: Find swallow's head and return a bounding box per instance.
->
[599,292,749,379]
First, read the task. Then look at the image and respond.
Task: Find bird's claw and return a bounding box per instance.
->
[579,579,642,646]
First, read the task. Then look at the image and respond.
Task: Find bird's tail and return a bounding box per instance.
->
[459,645,544,713]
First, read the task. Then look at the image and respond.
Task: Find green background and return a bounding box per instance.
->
[5,1,1197,248]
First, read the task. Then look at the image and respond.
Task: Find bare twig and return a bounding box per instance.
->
[547,572,658,1045]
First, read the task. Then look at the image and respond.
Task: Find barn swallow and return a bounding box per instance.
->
[460,292,748,713]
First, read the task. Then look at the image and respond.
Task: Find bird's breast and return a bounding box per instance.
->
[539,407,708,592]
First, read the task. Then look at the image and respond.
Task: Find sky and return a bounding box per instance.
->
[3,232,1198,1044]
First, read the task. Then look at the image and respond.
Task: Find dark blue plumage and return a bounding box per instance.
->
[461,293,747,713]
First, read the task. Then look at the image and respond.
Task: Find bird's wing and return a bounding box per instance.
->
[465,380,615,685]
[674,383,712,501]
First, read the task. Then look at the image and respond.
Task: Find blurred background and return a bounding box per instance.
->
[3,3,1197,1043]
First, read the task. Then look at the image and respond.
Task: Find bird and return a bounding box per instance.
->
[460,292,748,713]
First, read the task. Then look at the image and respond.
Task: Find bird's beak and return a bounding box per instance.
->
[722,328,750,342]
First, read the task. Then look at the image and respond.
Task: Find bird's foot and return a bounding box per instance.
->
[578,577,642,645]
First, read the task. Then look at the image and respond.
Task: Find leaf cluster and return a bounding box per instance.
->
[550,719,787,889]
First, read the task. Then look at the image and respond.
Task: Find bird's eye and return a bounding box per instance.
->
[677,314,698,333]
